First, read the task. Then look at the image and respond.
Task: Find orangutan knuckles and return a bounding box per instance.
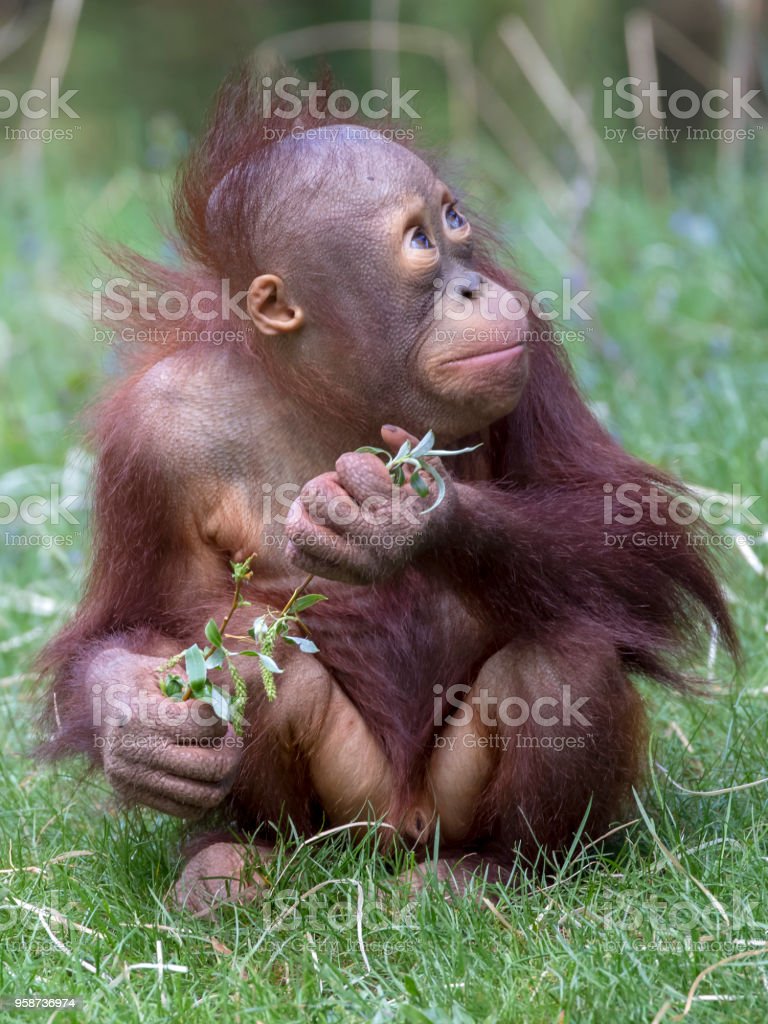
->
[87,647,243,819]
[285,450,458,583]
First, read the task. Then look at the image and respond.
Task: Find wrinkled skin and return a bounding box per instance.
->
[284,430,459,582]
[91,647,242,819]
[175,842,275,917]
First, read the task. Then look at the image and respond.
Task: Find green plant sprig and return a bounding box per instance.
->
[356,429,481,512]
[229,575,326,702]
[157,557,325,734]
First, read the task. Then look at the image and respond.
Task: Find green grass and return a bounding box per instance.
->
[0,159,766,1023]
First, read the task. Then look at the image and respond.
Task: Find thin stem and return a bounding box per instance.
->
[218,553,257,638]
[222,574,315,644]
[278,574,315,617]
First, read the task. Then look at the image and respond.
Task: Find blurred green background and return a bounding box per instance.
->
[0,3,767,1022]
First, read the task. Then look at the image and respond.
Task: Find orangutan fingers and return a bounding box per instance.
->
[297,471,354,524]
[285,497,379,581]
[119,733,242,784]
[120,788,207,821]
[107,759,233,813]
[284,534,365,582]
[295,460,416,540]
[402,855,512,899]
[292,470,393,545]
[334,451,395,502]
[111,692,230,743]
[286,488,350,549]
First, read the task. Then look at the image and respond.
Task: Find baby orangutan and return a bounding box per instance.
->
[39,70,736,914]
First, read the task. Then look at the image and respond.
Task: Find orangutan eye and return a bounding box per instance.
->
[409,227,435,250]
[444,204,467,230]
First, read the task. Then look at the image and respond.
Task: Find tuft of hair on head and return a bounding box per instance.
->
[173,63,418,289]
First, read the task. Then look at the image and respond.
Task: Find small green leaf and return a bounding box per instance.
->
[205,619,223,647]
[184,645,207,686]
[285,635,319,654]
[420,461,447,513]
[355,445,389,457]
[207,685,232,722]
[409,429,436,459]
[188,677,209,700]
[205,648,225,670]
[250,616,268,640]
[161,674,184,698]
[392,439,412,462]
[257,652,283,675]
[410,471,430,498]
[292,594,328,612]
[231,559,252,580]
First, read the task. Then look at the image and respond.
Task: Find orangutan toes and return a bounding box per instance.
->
[174,841,275,916]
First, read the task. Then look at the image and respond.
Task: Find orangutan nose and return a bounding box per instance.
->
[457,271,483,299]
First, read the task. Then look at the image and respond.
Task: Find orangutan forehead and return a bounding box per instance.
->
[204,130,440,246]
[284,129,439,205]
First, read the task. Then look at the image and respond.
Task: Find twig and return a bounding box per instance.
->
[674,944,768,1019]
[10,898,104,938]
[498,17,609,180]
[656,763,768,797]
[216,553,258,641]
[624,9,670,200]
[18,0,84,162]
[35,911,100,976]
[278,575,315,618]
[253,878,372,973]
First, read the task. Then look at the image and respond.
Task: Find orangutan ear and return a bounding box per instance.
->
[246,274,304,335]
